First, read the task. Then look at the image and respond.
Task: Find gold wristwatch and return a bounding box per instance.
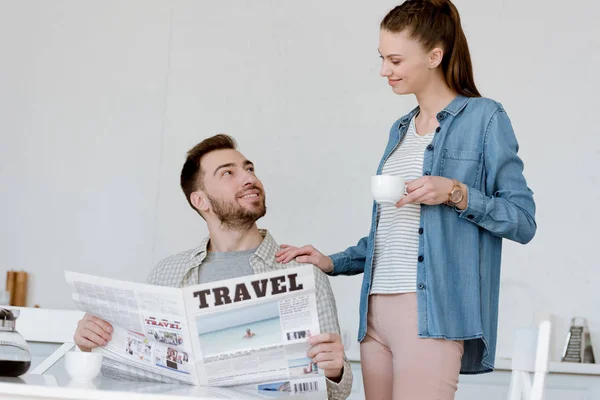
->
[444,179,464,206]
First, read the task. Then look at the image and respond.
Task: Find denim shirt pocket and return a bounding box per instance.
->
[439,149,483,188]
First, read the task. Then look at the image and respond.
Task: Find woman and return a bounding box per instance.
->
[276,1,536,399]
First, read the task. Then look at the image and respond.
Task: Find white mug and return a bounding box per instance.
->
[65,351,103,381]
[371,175,406,205]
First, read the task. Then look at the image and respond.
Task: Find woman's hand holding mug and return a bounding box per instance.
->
[395,176,467,209]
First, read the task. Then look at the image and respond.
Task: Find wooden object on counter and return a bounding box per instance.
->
[13,271,28,307]
[5,270,16,305]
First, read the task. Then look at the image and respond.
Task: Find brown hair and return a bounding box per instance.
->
[180,134,237,213]
[380,0,481,97]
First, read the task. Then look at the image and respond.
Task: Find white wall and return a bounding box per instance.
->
[1,0,599,363]
[0,1,172,308]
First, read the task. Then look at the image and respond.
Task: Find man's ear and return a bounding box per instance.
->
[190,190,210,214]
[429,46,444,69]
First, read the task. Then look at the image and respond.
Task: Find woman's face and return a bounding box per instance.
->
[379,29,441,95]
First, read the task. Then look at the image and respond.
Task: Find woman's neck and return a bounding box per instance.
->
[415,81,458,121]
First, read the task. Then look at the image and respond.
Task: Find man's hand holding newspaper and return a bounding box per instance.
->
[307,333,345,382]
[75,313,113,351]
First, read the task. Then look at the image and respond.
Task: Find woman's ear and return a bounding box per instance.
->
[429,47,444,69]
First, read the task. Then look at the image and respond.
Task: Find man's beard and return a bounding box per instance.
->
[207,191,266,230]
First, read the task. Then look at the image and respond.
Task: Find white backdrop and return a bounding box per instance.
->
[1,0,599,363]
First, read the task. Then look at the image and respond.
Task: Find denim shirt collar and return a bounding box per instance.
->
[399,94,472,125]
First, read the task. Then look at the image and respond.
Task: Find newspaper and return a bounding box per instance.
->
[65,265,326,396]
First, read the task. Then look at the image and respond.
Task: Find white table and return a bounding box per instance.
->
[0,353,332,400]
[0,375,327,400]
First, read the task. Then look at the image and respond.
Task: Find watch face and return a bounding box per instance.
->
[450,189,463,203]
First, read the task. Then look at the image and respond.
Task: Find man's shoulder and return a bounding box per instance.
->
[155,249,196,269]
[260,232,330,281]
[273,259,331,284]
[147,249,197,286]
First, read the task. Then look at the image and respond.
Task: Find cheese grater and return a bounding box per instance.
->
[561,317,595,363]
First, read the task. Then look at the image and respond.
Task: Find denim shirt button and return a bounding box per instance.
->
[435,127,441,133]
[418,228,424,234]
[418,283,425,290]
[436,113,444,121]
[424,171,431,176]
[418,255,424,262]
[426,144,434,151]
[467,214,474,220]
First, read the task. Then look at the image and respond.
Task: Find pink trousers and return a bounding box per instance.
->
[360,293,464,400]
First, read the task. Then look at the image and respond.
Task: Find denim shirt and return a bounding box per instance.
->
[329,95,536,374]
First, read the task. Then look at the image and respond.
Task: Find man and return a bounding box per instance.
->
[74,134,352,399]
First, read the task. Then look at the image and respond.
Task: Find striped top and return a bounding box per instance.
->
[370,115,435,294]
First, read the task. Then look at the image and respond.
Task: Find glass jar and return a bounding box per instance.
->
[0,308,31,377]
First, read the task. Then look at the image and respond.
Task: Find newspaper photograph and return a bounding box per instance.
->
[65,265,326,396]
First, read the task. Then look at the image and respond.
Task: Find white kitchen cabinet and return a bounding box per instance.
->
[348,361,600,400]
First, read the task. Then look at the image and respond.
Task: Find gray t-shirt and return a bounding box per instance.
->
[197,247,257,283]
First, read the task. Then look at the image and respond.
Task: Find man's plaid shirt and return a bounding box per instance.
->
[146,229,352,399]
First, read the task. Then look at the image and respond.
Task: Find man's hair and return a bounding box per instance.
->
[180,134,237,213]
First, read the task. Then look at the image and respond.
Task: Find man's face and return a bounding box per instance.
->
[197,149,266,229]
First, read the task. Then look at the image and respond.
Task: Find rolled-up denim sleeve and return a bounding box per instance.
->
[329,236,369,276]
[458,108,537,244]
